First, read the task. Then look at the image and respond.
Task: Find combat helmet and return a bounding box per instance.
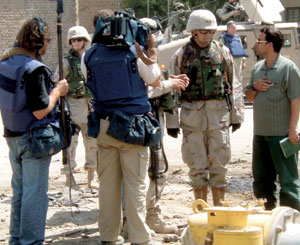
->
[67,26,91,45]
[186,9,217,32]
[174,2,185,11]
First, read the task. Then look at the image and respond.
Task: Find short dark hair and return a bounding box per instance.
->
[260,26,284,53]
[16,17,48,52]
[93,9,114,27]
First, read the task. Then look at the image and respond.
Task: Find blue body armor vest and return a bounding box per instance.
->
[84,43,151,116]
[0,54,57,132]
[221,33,248,58]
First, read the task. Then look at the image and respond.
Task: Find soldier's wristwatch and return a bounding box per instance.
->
[250,84,257,91]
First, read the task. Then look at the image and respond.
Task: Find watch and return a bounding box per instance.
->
[251,84,257,91]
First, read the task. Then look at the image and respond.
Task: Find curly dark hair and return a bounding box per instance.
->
[16,17,49,52]
[260,26,284,53]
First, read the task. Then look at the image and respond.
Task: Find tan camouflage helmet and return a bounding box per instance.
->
[174,2,184,10]
[67,26,91,45]
[186,9,217,32]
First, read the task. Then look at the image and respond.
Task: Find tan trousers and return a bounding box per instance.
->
[97,119,151,243]
[180,100,230,188]
[61,96,97,174]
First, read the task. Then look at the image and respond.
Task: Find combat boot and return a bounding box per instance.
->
[211,186,226,206]
[146,210,177,234]
[65,174,80,191]
[87,170,98,189]
[193,186,208,202]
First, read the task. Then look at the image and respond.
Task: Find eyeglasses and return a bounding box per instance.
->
[71,38,84,43]
[256,39,268,44]
[199,30,215,35]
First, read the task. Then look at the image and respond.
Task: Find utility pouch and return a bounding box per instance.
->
[28,124,65,159]
[87,111,100,138]
[158,91,179,111]
[106,110,161,146]
[68,80,86,98]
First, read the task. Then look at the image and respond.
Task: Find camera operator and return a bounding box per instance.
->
[82,12,163,245]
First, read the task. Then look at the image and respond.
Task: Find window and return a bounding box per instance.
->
[286,8,300,22]
[283,34,292,47]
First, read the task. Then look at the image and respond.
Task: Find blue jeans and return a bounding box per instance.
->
[6,133,51,245]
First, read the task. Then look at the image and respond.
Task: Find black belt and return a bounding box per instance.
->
[4,128,26,138]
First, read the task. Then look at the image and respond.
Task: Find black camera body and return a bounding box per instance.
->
[92,11,150,48]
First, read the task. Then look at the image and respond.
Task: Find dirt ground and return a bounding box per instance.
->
[0,106,299,244]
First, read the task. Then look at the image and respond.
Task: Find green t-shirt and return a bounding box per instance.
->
[249,55,300,136]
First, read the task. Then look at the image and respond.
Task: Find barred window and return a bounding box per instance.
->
[286,8,300,22]
[283,34,291,47]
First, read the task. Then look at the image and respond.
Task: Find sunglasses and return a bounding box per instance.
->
[71,38,84,43]
[199,30,215,35]
[256,39,268,43]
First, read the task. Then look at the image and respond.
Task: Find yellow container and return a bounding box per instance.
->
[205,207,250,228]
[213,226,263,245]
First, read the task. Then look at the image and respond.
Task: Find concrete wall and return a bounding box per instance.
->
[0,0,118,70]
[281,0,300,9]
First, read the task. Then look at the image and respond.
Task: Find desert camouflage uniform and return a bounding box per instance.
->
[146,81,178,233]
[53,52,97,175]
[217,2,247,24]
[170,39,244,191]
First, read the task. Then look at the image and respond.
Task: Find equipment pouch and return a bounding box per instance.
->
[68,80,86,98]
[28,124,65,159]
[87,111,100,138]
[107,110,161,146]
[158,91,179,111]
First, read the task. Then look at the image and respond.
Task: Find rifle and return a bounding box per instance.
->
[149,99,168,201]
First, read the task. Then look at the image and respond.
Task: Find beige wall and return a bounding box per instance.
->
[0,0,117,70]
[78,0,118,33]
[281,0,300,9]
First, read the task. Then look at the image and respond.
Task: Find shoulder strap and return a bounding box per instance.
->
[212,40,229,86]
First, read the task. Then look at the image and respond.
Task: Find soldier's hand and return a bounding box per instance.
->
[56,79,69,97]
[169,74,189,93]
[231,123,241,133]
[167,128,180,138]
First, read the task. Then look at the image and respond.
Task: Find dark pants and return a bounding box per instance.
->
[252,135,300,211]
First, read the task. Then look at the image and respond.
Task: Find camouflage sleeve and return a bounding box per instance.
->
[169,47,184,76]
[216,6,235,22]
[222,46,244,124]
[165,48,184,129]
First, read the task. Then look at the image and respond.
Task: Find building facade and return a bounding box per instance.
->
[0,0,118,70]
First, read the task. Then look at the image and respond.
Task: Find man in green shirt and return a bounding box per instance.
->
[245,26,300,211]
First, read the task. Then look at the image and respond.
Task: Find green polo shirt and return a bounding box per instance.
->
[249,55,300,136]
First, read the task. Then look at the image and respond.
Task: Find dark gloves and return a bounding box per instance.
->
[231,123,241,133]
[167,128,180,138]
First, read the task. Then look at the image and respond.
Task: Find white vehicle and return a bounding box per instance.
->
[158,0,300,88]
